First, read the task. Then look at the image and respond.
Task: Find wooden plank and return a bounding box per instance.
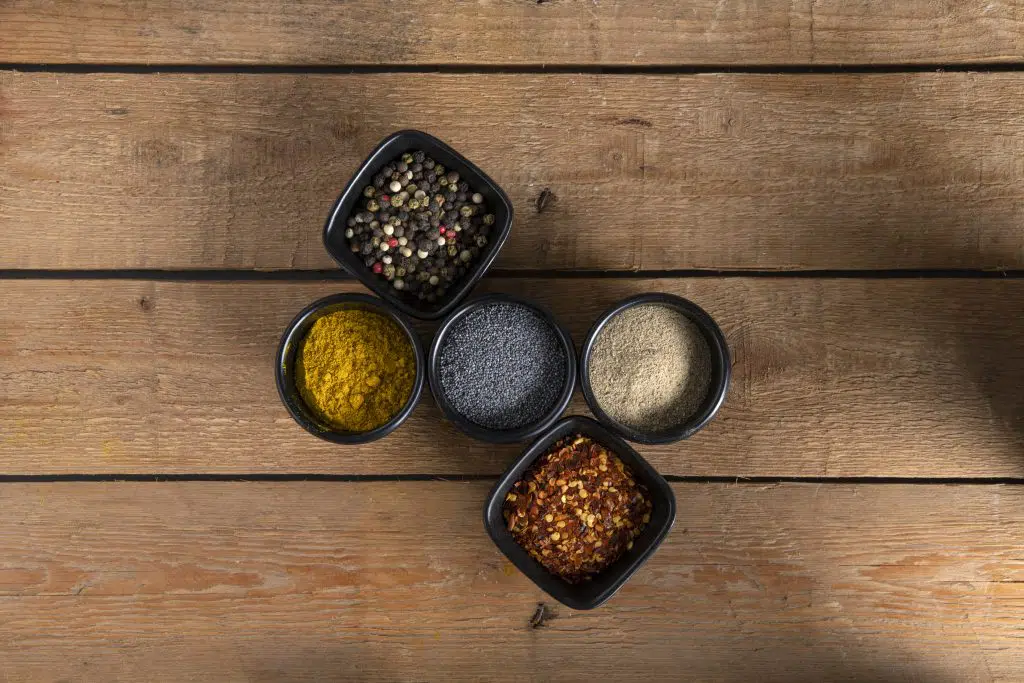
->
[1,481,1022,681]
[3,71,1024,272]
[2,0,1022,66]
[2,277,1023,477]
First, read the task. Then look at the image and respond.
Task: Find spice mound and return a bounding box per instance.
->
[297,309,415,433]
[503,435,652,583]
[588,303,711,433]
[345,149,497,306]
[437,301,567,431]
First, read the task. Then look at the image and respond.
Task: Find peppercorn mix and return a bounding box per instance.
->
[344,150,496,305]
[503,434,652,583]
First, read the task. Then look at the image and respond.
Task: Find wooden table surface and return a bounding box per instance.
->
[3,3,1024,681]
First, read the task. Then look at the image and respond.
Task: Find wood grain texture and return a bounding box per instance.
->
[1,481,1022,682]
[3,277,1023,477]
[2,0,1022,66]
[4,71,1024,271]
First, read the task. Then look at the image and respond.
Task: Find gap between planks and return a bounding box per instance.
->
[0,474,1023,485]
[1,269,1024,281]
[6,63,1024,74]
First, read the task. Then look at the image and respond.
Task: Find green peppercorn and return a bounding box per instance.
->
[363,186,376,198]
[434,164,445,176]
[367,199,380,212]
[408,199,420,210]
[401,153,414,164]
[483,214,495,225]
[459,205,473,218]
[447,244,458,257]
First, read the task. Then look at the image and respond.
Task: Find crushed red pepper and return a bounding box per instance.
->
[502,434,652,583]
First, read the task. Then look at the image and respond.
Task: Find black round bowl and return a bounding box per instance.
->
[428,293,577,444]
[276,293,425,444]
[580,293,730,445]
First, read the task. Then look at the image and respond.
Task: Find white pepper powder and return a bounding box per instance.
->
[588,303,712,433]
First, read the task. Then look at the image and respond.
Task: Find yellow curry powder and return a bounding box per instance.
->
[296,309,415,433]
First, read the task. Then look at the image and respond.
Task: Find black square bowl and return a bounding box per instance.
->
[484,416,676,610]
[323,130,514,321]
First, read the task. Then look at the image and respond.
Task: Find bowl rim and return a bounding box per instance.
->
[427,292,577,444]
[322,129,514,321]
[483,415,677,610]
[579,292,731,445]
[275,292,426,444]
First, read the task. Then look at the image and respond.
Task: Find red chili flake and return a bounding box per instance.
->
[502,434,652,584]
[372,262,383,274]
